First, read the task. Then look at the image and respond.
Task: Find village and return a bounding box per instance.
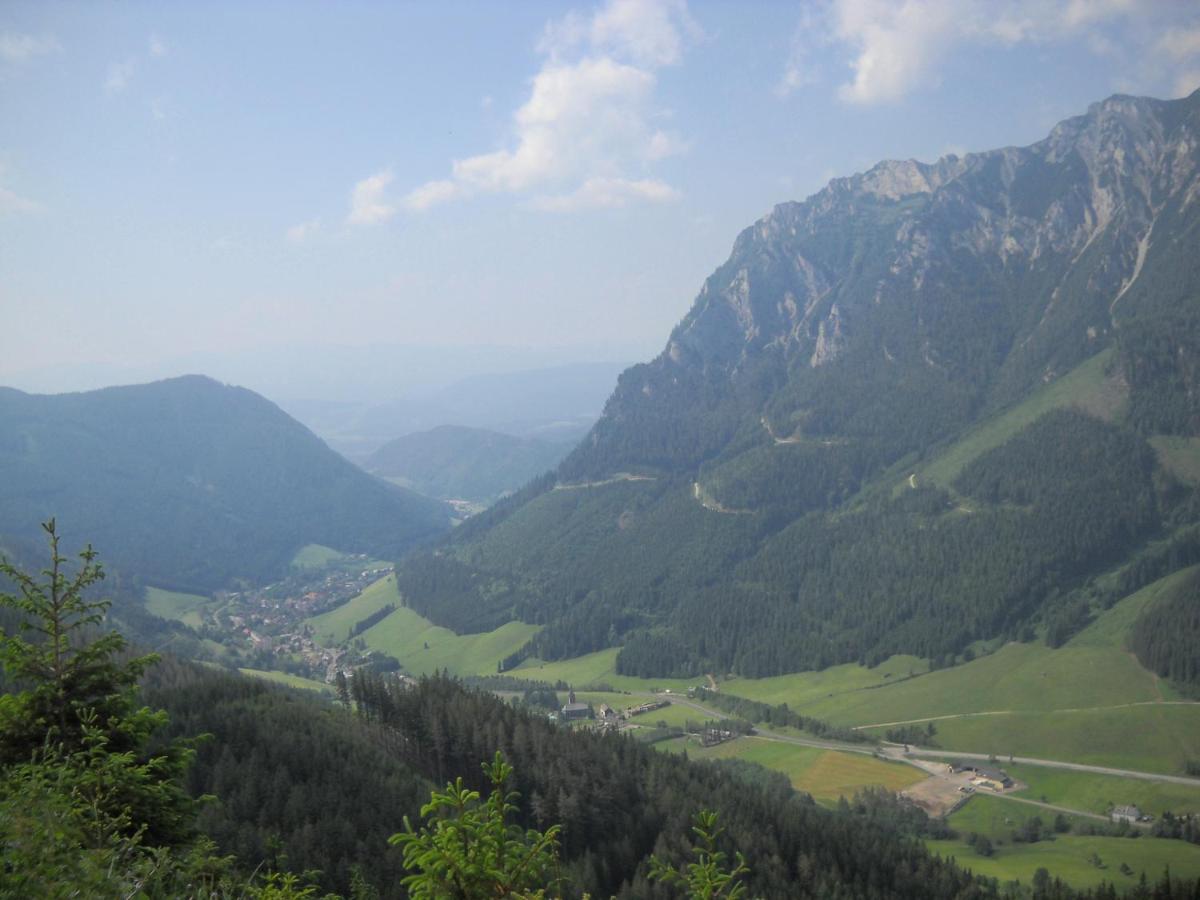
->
[199,555,393,682]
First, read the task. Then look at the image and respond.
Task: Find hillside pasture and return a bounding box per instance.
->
[657,735,924,804]
[144,586,213,629]
[1007,764,1200,818]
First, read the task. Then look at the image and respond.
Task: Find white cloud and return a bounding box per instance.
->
[785,0,1198,106]
[0,32,60,64]
[533,176,679,212]
[404,0,693,213]
[0,184,41,215]
[1159,27,1200,61]
[286,218,321,242]
[1176,70,1200,99]
[347,169,396,226]
[149,34,168,58]
[105,59,136,95]
[403,179,460,212]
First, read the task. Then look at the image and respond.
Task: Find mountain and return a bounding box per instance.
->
[394,90,1200,679]
[0,376,450,592]
[363,425,572,503]
[285,361,629,461]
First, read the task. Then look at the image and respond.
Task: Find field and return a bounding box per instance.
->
[305,574,540,677]
[510,648,702,693]
[1008,764,1200,818]
[948,791,1091,837]
[916,349,1120,490]
[656,736,925,804]
[306,574,399,643]
[358,607,539,677]
[144,586,213,629]
[928,797,1200,890]
[929,704,1200,775]
[715,573,1200,773]
[237,667,332,694]
[290,543,347,569]
[1151,436,1200,486]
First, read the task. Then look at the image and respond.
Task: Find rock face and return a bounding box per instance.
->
[564,89,1200,480]
[398,91,1200,678]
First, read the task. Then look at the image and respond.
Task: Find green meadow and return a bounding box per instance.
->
[510,647,701,693]
[237,667,332,694]
[305,574,539,677]
[1008,764,1200,818]
[144,586,213,629]
[306,574,399,643]
[929,797,1200,890]
[929,704,1200,775]
[714,571,1200,773]
[948,791,1091,838]
[656,735,925,804]
[290,543,348,569]
[916,349,1120,490]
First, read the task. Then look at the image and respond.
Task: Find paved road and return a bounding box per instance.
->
[853,699,1200,731]
[905,747,1200,788]
[988,792,1120,825]
[636,691,1200,790]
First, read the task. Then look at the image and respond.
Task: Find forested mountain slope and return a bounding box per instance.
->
[364,424,571,503]
[0,376,450,591]
[396,90,1200,679]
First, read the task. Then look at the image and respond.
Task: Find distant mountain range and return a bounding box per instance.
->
[282,361,629,461]
[364,425,571,504]
[395,90,1200,680]
[0,376,450,592]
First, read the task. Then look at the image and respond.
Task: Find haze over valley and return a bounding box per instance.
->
[3,2,1200,897]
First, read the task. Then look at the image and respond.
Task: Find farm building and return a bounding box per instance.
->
[561,702,591,721]
[1111,805,1143,823]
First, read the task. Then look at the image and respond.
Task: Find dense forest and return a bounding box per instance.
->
[1,527,1196,898]
[392,93,1200,680]
[0,376,449,592]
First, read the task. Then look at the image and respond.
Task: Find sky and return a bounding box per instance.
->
[2,0,1200,398]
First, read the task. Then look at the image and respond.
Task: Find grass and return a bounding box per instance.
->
[144,586,212,629]
[719,655,929,708]
[929,704,1200,776]
[1007,764,1200,818]
[1151,436,1200,486]
[948,792,1090,839]
[720,575,1181,723]
[358,606,539,678]
[305,575,540,677]
[290,543,348,569]
[509,648,702,693]
[917,349,1120,490]
[656,736,925,804]
[237,667,332,694]
[306,574,399,643]
[930,796,1200,889]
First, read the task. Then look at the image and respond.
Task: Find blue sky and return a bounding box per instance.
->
[2,0,1199,394]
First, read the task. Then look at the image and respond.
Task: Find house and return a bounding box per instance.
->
[561,702,591,721]
[954,763,1013,790]
[1111,805,1143,824]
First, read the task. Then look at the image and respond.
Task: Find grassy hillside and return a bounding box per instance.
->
[929,796,1200,889]
[144,586,212,629]
[656,735,924,805]
[306,574,399,643]
[510,648,703,693]
[237,667,332,694]
[916,349,1123,490]
[306,575,539,677]
[1008,764,1200,818]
